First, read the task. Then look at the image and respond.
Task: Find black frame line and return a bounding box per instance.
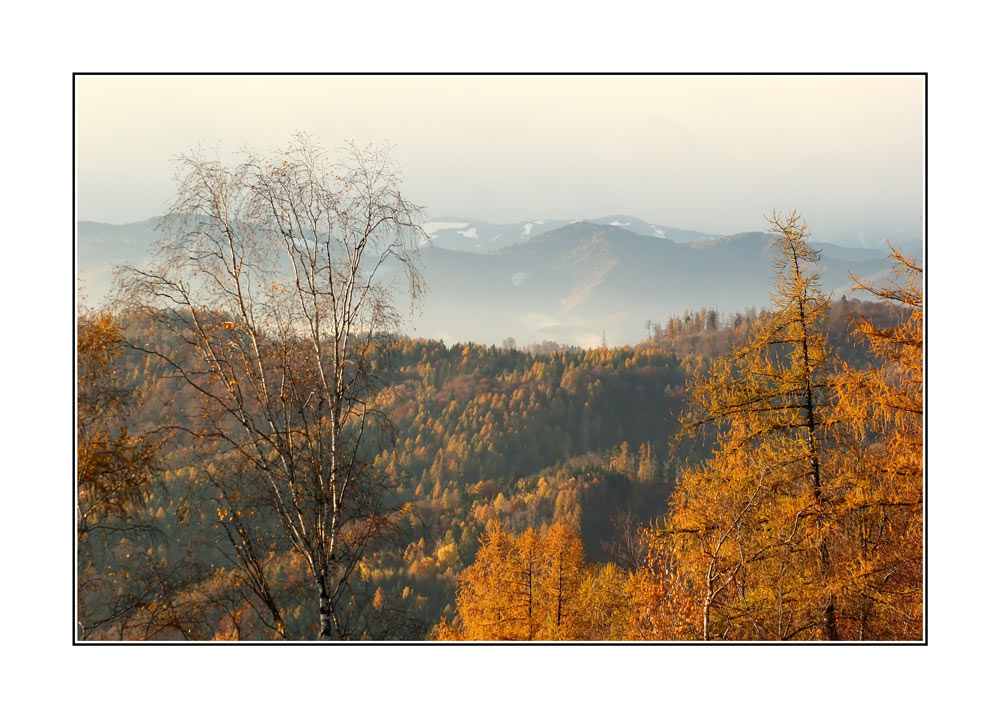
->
[72,71,928,647]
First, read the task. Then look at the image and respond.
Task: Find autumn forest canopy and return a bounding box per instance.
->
[77,136,923,641]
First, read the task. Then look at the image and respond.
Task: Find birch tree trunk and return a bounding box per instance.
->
[123,134,425,640]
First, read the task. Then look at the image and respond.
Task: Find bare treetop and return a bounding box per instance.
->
[121,135,426,639]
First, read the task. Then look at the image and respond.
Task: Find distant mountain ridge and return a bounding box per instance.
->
[77,218,161,305]
[76,216,923,347]
[420,214,716,253]
[411,221,919,347]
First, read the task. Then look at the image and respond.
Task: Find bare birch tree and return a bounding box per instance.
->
[123,134,425,639]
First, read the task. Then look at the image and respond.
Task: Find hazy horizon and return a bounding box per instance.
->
[76,75,924,244]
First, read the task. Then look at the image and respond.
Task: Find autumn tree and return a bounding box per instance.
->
[77,310,159,537]
[636,441,659,483]
[77,312,217,641]
[449,523,546,640]
[511,527,544,639]
[123,134,425,640]
[537,521,586,639]
[450,520,518,640]
[827,247,923,639]
[665,211,842,640]
[449,520,591,640]
[576,562,632,640]
[623,531,701,640]
[77,310,178,640]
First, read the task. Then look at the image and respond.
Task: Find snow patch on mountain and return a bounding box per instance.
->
[422,221,469,243]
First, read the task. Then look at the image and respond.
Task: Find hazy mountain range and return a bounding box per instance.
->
[77,216,922,348]
[421,215,716,253]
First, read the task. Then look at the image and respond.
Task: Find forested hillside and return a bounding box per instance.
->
[434,217,923,642]
[76,138,921,642]
[78,290,913,640]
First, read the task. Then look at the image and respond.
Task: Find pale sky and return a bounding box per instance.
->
[76,74,924,241]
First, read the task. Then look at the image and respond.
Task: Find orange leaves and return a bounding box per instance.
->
[663,213,842,639]
[649,225,923,641]
[77,318,160,538]
[622,544,701,640]
[449,521,595,640]
[823,251,924,640]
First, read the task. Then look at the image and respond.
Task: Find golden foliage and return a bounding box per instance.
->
[645,218,923,641]
[449,520,599,640]
[826,247,923,639]
[623,534,701,640]
[77,311,158,536]
[662,212,841,639]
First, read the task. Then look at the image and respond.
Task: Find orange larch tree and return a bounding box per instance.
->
[828,247,923,639]
[661,211,842,640]
[448,520,597,640]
